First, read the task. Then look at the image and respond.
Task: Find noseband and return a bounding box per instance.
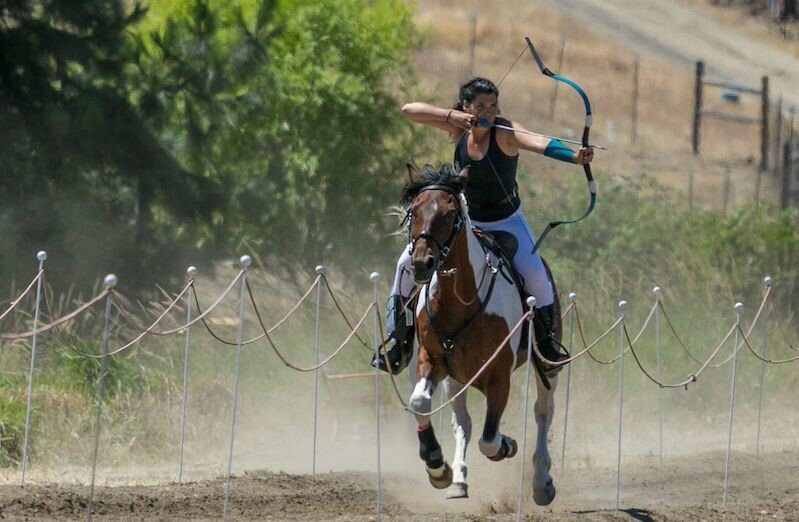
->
[406,184,465,271]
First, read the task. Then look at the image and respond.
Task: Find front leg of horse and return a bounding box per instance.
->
[478,379,517,462]
[442,377,471,499]
[410,374,452,489]
[532,374,558,506]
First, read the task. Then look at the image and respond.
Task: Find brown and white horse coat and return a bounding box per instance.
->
[404,164,559,504]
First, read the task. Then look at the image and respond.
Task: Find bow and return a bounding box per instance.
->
[524,36,597,254]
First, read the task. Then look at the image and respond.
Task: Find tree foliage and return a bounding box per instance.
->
[0,0,420,290]
[132,0,420,278]
[0,0,222,289]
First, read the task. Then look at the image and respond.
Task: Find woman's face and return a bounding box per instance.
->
[464,93,498,124]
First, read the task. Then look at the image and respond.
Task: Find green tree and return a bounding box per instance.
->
[132,0,422,281]
[0,0,221,290]
[1,0,423,294]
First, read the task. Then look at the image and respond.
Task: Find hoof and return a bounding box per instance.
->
[426,462,453,490]
[446,482,468,499]
[533,478,557,506]
[487,436,517,462]
[505,437,518,459]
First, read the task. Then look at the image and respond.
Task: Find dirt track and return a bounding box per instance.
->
[2,448,798,520]
[2,397,797,521]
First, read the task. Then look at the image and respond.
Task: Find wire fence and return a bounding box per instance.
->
[1,251,797,520]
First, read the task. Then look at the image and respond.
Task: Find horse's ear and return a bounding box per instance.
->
[407,162,421,183]
[456,165,470,184]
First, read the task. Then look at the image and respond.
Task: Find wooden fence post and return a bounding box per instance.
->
[723,168,732,213]
[760,76,770,172]
[773,95,783,177]
[631,58,640,145]
[693,61,704,155]
[781,141,792,209]
[468,10,477,77]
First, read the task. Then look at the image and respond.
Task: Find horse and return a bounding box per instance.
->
[402,162,561,505]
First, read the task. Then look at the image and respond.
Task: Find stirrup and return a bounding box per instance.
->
[538,336,569,375]
[542,353,568,376]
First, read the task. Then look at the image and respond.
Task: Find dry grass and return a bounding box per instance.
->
[411,0,782,210]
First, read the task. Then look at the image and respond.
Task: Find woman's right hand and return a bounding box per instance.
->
[447,110,476,131]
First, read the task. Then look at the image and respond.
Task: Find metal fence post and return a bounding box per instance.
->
[722,302,744,507]
[560,292,576,472]
[615,300,628,515]
[755,277,772,457]
[653,286,663,469]
[369,272,382,519]
[86,274,117,522]
[178,266,197,485]
[223,256,251,521]
[21,251,47,486]
[312,265,326,478]
[516,296,537,522]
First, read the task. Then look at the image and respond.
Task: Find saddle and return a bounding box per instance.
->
[472,228,527,306]
[472,227,557,389]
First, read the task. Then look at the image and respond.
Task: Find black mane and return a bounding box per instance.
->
[400,164,465,206]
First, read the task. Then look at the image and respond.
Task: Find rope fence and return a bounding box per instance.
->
[1,252,797,520]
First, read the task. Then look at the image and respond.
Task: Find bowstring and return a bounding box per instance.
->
[481,44,554,260]
[496,45,527,89]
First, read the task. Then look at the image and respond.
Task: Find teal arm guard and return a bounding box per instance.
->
[543,139,575,163]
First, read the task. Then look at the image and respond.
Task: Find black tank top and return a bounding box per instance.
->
[453,122,520,222]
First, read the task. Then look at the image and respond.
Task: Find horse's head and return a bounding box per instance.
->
[402,163,470,284]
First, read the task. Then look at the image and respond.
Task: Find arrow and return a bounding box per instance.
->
[477,118,607,150]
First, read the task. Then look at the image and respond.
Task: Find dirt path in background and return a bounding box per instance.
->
[541,0,799,109]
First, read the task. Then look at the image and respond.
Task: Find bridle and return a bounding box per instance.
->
[406,184,465,274]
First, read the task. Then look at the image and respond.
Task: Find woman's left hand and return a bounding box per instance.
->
[573,146,594,165]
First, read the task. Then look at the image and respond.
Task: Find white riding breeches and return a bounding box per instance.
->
[390,247,416,299]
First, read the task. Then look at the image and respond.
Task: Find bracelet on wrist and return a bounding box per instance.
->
[446,110,453,123]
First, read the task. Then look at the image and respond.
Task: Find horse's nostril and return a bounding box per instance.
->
[412,258,434,281]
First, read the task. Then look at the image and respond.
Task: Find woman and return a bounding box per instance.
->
[374,77,593,375]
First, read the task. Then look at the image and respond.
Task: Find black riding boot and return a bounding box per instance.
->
[533,304,568,373]
[371,295,415,375]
